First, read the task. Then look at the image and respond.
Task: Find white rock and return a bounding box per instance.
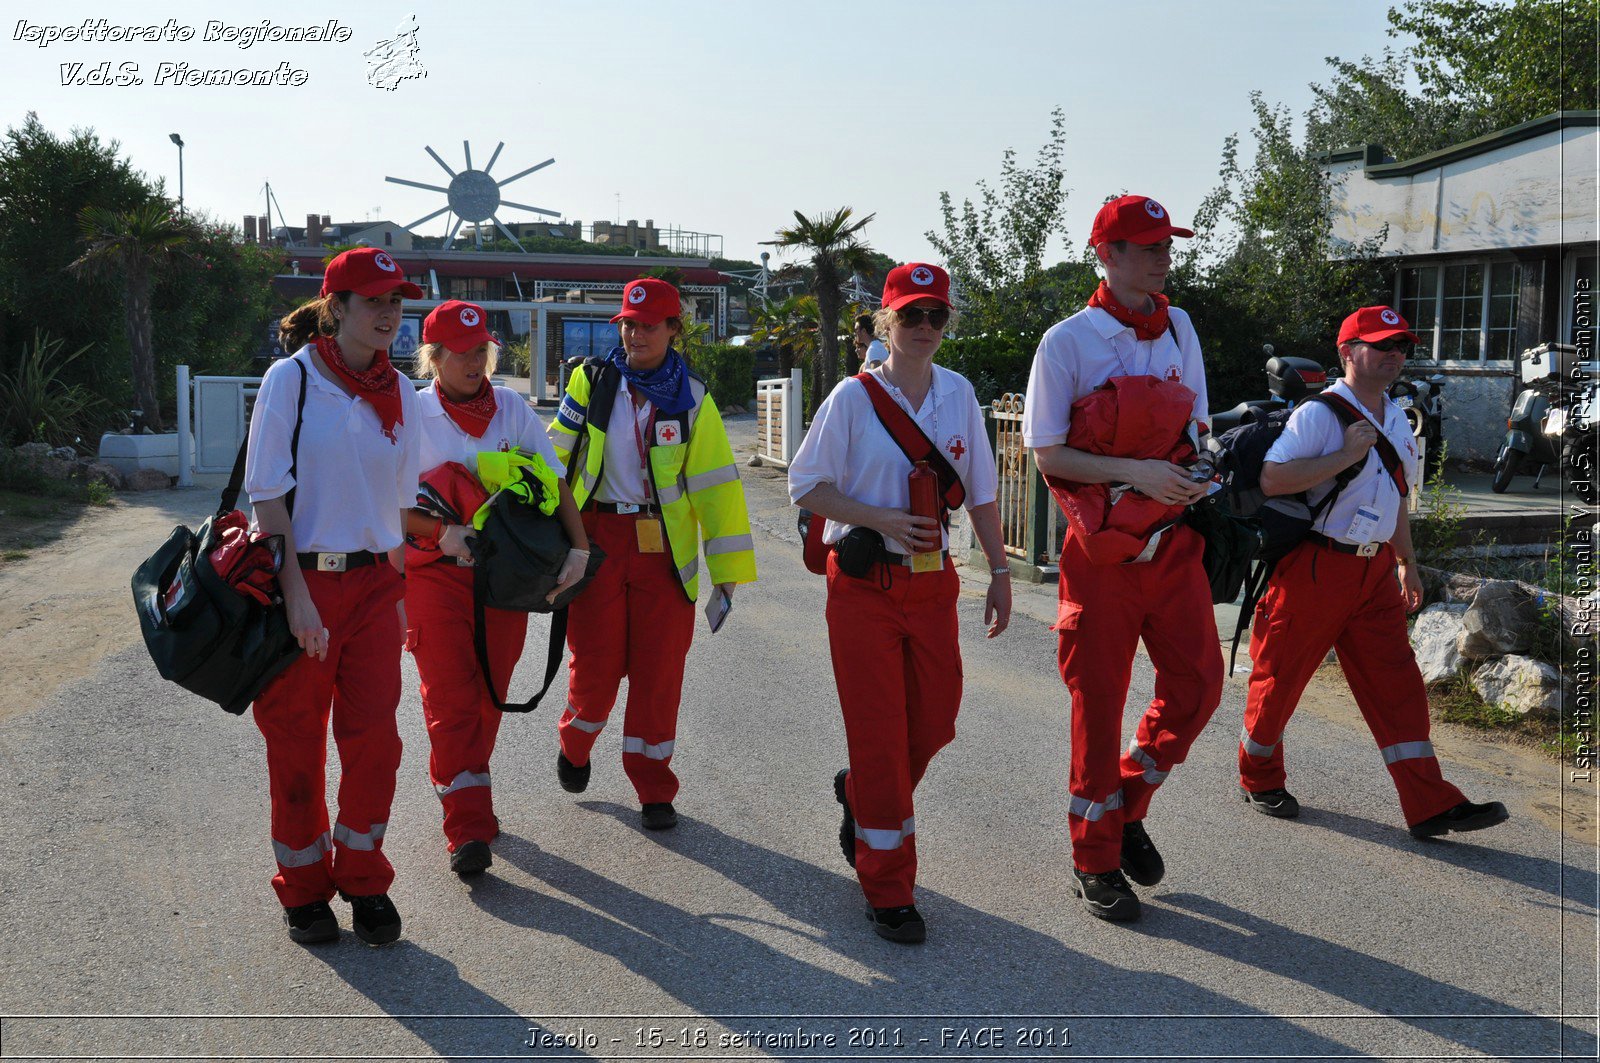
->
[1411,603,1468,684]
[1471,655,1566,718]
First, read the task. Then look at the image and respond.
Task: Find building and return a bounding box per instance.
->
[244,213,417,251]
[1321,110,1598,462]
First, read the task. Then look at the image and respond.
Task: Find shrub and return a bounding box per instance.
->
[689,343,756,407]
[935,333,1035,405]
[0,330,109,448]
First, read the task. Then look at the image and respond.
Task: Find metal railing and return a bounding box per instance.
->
[989,392,1062,578]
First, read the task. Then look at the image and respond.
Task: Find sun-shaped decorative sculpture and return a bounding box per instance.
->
[386,141,559,251]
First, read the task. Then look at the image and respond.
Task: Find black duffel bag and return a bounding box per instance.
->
[1186,491,1259,606]
[131,362,307,714]
[469,481,605,712]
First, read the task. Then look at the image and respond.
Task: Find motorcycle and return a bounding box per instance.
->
[1209,346,1330,434]
[1387,372,1446,484]
[1492,343,1599,505]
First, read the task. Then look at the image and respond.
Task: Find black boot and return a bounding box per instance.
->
[1409,799,1509,839]
[282,900,338,944]
[1072,869,1141,922]
[834,769,856,868]
[341,892,402,945]
[1120,820,1165,887]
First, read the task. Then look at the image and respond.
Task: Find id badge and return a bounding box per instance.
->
[910,550,942,574]
[1346,504,1382,544]
[636,518,665,554]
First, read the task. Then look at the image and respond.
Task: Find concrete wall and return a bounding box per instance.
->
[1327,125,1598,257]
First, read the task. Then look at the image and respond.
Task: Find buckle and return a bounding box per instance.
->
[615,502,640,514]
[317,552,348,572]
[1357,542,1380,558]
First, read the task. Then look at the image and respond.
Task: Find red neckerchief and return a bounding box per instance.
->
[314,335,403,442]
[1088,281,1170,341]
[437,379,497,439]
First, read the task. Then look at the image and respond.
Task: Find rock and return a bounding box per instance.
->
[49,446,76,461]
[1471,655,1566,718]
[81,461,125,490]
[1458,580,1538,658]
[1442,572,1487,604]
[127,468,173,491]
[14,442,50,463]
[1411,603,1468,684]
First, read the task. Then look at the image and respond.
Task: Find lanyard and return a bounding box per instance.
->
[630,395,656,503]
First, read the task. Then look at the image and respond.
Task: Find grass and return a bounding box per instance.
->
[0,479,100,563]
[1428,673,1565,757]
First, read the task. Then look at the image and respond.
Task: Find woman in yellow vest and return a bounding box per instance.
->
[548,277,757,830]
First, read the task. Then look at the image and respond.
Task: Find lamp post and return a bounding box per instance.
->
[168,133,184,215]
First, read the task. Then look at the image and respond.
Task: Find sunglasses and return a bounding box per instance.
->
[896,305,950,329]
[1358,339,1411,354]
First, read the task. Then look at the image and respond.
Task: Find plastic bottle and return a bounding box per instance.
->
[908,460,940,554]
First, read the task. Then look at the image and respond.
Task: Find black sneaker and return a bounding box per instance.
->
[1072,869,1142,922]
[281,900,338,944]
[867,904,926,944]
[450,839,492,877]
[556,752,590,794]
[1241,786,1301,819]
[1409,799,1510,840]
[340,892,402,946]
[1120,820,1165,887]
[641,802,678,831]
[834,769,856,868]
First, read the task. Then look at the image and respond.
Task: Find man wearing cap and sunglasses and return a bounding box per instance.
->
[1238,305,1508,839]
[1023,195,1222,923]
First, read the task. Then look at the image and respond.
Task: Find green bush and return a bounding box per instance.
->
[935,333,1035,405]
[689,343,756,407]
[0,330,109,448]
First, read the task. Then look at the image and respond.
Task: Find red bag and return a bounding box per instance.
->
[407,461,490,570]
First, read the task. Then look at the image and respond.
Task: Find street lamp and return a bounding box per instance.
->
[168,133,184,215]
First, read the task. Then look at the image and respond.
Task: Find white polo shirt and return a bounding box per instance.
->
[416,383,565,480]
[245,346,422,553]
[1265,380,1419,544]
[1022,305,1209,447]
[593,377,658,506]
[788,365,998,555]
[863,338,890,368]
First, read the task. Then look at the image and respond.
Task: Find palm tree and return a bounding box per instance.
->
[751,293,819,377]
[69,202,194,432]
[763,207,874,410]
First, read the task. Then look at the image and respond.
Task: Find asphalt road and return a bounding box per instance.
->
[0,415,1595,1062]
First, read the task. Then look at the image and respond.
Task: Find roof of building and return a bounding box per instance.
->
[1320,110,1599,179]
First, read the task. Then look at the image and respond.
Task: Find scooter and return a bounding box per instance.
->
[1209,346,1330,434]
[1492,343,1599,504]
[1388,372,1446,483]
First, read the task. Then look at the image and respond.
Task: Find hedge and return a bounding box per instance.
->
[687,343,756,407]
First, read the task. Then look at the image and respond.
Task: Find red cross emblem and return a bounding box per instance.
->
[947,436,966,460]
[656,423,678,444]
[1165,365,1182,382]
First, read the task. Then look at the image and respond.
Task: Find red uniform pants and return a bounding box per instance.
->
[1240,539,1465,825]
[405,561,527,852]
[826,553,962,909]
[560,510,695,805]
[252,563,404,908]
[1056,524,1224,873]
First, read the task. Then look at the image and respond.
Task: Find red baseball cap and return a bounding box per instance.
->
[320,247,423,298]
[1338,305,1421,346]
[882,262,952,311]
[611,278,681,325]
[1089,195,1195,247]
[423,300,493,354]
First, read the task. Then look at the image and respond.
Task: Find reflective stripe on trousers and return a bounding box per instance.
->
[1240,724,1278,759]
[622,736,675,760]
[1381,740,1435,765]
[332,821,388,852]
[1127,740,1169,784]
[1068,789,1125,822]
[855,817,916,851]
[435,770,490,798]
[273,831,331,869]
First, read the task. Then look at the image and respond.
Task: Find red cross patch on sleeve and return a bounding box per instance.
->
[946,436,966,461]
[655,422,679,445]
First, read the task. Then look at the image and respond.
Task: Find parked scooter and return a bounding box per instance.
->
[1492,343,1599,505]
[1209,345,1330,434]
[1387,372,1446,484]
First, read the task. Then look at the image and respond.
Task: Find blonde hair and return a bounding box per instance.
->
[872,303,959,341]
[415,340,500,379]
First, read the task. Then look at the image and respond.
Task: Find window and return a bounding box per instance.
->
[451,277,489,301]
[1393,260,1521,361]
[561,319,620,361]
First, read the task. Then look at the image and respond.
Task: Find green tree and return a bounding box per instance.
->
[751,293,819,377]
[763,207,875,410]
[926,107,1075,341]
[69,202,196,432]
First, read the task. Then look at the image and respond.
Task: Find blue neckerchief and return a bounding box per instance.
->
[607,346,693,415]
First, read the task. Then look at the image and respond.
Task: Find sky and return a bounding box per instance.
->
[3,0,1413,269]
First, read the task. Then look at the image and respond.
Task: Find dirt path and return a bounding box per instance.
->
[0,489,211,725]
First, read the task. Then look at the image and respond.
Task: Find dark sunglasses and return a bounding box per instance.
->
[896,305,950,329]
[1359,339,1410,354]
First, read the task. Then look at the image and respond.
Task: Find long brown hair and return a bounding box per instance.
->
[278,292,348,352]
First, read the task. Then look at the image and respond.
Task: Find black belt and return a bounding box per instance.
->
[1306,533,1383,558]
[297,550,379,572]
[592,501,660,516]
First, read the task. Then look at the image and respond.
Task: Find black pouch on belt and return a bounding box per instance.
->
[834,526,887,578]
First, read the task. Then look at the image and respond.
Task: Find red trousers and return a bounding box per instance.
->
[1056,524,1224,873]
[560,510,695,805]
[1241,539,1465,825]
[826,553,962,909]
[405,561,527,852]
[252,563,404,908]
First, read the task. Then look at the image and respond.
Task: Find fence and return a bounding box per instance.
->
[753,369,803,468]
[988,392,1062,579]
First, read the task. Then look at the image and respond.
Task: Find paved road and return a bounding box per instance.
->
[1,415,1595,1061]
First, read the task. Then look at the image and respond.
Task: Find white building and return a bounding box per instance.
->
[1322,110,1598,462]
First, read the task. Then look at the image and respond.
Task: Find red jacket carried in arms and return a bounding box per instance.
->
[1045,375,1198,565]
[406,460,490,571]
